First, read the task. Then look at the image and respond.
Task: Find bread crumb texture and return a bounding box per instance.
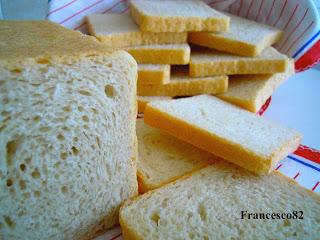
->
[120,164,320,240]
[0,21,138,240]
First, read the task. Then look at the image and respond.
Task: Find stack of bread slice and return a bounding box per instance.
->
[86,1,319,239]
[87,0,292,114]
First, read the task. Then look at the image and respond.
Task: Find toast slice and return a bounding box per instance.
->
[190,46,288,77]
[129,0,229,32]
[138,64,170,85]
[144,95,301,174]
[86,14,187,47]
[188,14,282,57]
[120,164,320,240]
[218,60,295,112]
[138,68,227,96]
[137,96,172,113]
[136,119,212,192]
[126,43,190,65]
[0,21,138,240]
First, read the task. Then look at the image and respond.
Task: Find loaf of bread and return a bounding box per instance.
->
[190,46,288,76]
[136,119,211,192]
[86,13,187,47]
[130,0,230,32]
[138,64,170,85]
[188,14,282,57]
[218,60,295,112]
[138,68,228,96]
[144,95,301,174]
[0,21,138,240]
[137,96,172,113]
[120,163,320,239]
[126,43,190,65]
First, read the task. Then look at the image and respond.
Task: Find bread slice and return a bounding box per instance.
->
[188,14,282,57]
[137,96,172,113]
[138,64,170,85]
[126,43,190,65]
[129,0,230,32]
[190,46,288,77]
[138,68,228,96]
[120,164,320,240]
[218,60,295,112]
[144,95,301,175]
[86,14,187,47]
[136,119,212,192]
[0,21,138,240]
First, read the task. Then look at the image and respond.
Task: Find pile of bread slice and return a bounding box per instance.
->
[0,0,319,240]
[86,0,293,114]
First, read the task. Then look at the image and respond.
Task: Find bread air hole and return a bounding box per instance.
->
[78,90,92,96]
[198,203,207,222]
[4,216,15,228]
[31,169,40,179]
[6,139,20,166]
[19,180,26,190]
[82,115,89,122]
[10,68,22,74]
[105,85,116,98]
[57,134,65,141]
[150,212,160,226]
[6,179,13,187]
[36,58,50,64]
[19,164,26,172]
[61,186,68,194]
[71,146,79,155]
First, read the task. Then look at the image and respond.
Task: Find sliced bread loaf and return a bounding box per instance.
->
[190,46,288,77]
[120,164,320,240]
[138,68,227,96]
[138,96,172,113]
[218,60,295,112]
[126,43,190,65]
[136,119,212,192]
[138,64,170,85]
[0,21,138,240]
[129,0,229,32]
[188,14,282,57]
[86,14,187,47]
[144,95,301,174]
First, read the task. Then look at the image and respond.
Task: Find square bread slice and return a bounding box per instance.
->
[86,13,187,47]
[120,164,320,240]
[188,14,282,57]
[126,43,190,65]
[137,96,172,113]
[138,64,170,85]
[138,67,228,96]
[0,21,138,240]
[136,119,212,192]
[129,0,230,32]
[190,46,288,77]
[144,95,301,175]
[218,60,295,112]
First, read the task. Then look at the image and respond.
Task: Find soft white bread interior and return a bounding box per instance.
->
[120,163,320,240]
[0,21,138,240]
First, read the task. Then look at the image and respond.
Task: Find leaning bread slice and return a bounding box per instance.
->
[120,164,320,240]
[86,14,187,47]
[138,96,172,113]
[136,119,212,192]
[0,21,138,240]
[218,60,295,112]
[188,14,282,57]
[126,43,190,64]
[138,64,170,85]
[190,46,288,77]
[138,68,227,96]
[129,0,229,32]
[144,95,301,175]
